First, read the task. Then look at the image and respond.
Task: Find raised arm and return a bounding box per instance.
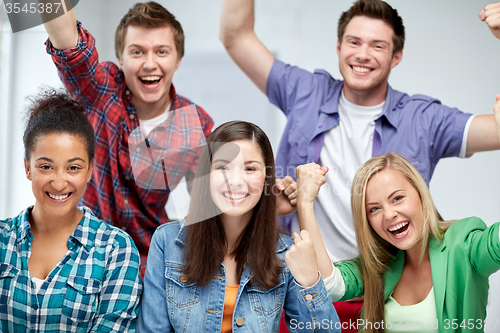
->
[220,0,275,94]
[466,3,500,154]
[41,0,78,50]
[295,163,333,279]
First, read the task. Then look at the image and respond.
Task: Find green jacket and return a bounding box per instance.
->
[336,217,500,332]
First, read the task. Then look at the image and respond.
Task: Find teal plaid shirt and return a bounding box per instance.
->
[0,206,142,332]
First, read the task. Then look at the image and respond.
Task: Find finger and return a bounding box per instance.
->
[290,198,297,206]
[284,182,297,196]
[282,175,294,187]
[293,231,302,243]
[288,191,298,200]
[300,229,310,241]
[479,9,487,21]
[320,166,329,175]
[275,178,285,191]
[496,94,500,102]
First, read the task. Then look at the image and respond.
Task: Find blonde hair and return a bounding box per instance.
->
[350,153,449,332]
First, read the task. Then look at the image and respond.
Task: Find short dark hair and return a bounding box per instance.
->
[23,88,95,162]
[115,1,184,60]
[338,0,405,55]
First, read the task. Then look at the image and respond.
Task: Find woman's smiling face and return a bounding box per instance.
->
[364,168,424,251]
[25,132,93,221]
[210,139,266,222]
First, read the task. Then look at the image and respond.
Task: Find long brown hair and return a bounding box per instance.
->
[351,153,449,333]
[181,121,282,288]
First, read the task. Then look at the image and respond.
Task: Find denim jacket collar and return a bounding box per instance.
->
[174,221,290,255]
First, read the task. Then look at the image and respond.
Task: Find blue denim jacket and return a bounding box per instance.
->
[137,221,340,332]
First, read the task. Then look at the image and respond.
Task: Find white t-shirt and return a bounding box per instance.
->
[137,104,174,215]
[31,275,45,293]
[291,92,474,263]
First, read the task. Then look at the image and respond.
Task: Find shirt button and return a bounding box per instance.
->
[125,176,130,180]
[129,114,135,120]
[305,294,313,301]
[236,317,244,326]
[136,147,141,153]
[33,305,38,310]
[121,227,127,231]
[124,199,129,205]
[180,275,188,283]
[125,90,130,96]
[318,124,323,129]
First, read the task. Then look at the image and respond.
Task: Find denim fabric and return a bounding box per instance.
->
[138,221,340,332]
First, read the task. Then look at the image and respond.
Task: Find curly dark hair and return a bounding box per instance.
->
[23,88,95,162]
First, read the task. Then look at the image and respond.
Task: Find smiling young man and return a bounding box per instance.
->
[220,0,500,329]
[220,0,500,262]
[42,2,213,276]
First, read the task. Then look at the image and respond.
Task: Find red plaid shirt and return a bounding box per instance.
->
[46,23,213,275]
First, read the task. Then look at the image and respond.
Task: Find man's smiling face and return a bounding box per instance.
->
[337,16,402,104]
[119,25,181,117]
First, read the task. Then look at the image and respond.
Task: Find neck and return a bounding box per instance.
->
[132,87,172,121]
[220,212,252,254]
[30,204,82,235]
[404,239,430,269]
[342,83,387,106]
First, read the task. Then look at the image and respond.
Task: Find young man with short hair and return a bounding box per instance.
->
[220,0,500,263]
[43,2,214,276]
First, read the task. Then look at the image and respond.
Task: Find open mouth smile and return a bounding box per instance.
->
[47,192,72,201]
[140,76,162,85]
[388,221,410,238]
[222,191,249,202]
[351,65,373,73]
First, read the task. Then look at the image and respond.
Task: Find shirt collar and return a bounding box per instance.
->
[175,220,289,254]
[16,206,95,251]
[70,206,96,251]
[376,84,407,129]
[16,207,33,244]
[318,82,406,130]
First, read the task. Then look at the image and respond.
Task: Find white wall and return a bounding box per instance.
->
[1,0,499,329]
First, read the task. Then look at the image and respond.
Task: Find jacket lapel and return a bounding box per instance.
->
[429,236,447,329]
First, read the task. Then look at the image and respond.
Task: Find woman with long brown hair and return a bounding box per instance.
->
[137,121,339,332]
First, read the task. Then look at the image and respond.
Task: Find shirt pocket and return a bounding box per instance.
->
[62,276,102,323]
[165,263,201,308]
[0,263,19,314]
[246,272,286,316]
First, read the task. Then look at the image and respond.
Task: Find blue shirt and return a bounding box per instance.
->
[266,59,472,230]
[137,221,340,332]
[0,206,142,333]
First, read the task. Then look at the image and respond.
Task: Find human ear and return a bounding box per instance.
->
[24,159,32,181]
[390,49,403,69]
[336,40,341,57]
[87,160,94,183]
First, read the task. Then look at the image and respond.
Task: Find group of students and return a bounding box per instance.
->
[1,0,500,332]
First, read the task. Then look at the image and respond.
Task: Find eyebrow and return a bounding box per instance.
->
[35,157,86,163]
[365,189,404,206]
[127,44,172,49]
[212,159,262,165]
[344,35,390,45]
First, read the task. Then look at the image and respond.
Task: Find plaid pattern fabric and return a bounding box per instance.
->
[0,206,142,333]
[46,22,214,275]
